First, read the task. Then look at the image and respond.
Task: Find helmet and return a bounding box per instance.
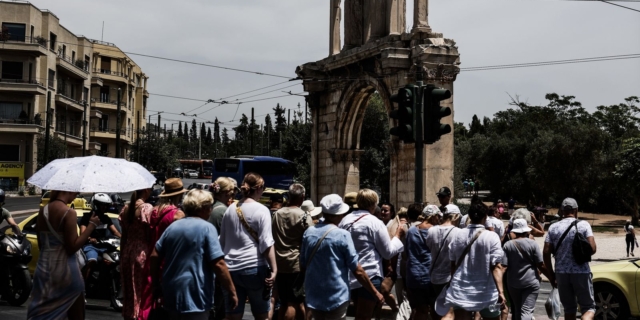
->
[0,189,4,204]
[91,193,113,211]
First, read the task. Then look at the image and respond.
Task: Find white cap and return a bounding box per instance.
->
[422,204,443,217]
[301,200,322,217]
[320,194,350,215]
[561,198,578,210]
[511,218,532,233]
[445,204,461,214]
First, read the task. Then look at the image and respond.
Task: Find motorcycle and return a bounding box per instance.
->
[84,237,123,311]
[0,234,32,306]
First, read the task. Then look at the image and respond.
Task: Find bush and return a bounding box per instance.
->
[28,186,36,196]
[17,189,25,196]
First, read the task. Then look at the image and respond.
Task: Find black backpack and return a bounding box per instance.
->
[554,220,593,265]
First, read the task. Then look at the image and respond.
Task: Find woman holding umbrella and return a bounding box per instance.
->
[27,190,102,320]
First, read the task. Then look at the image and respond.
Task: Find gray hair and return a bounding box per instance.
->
[289,183,306,201]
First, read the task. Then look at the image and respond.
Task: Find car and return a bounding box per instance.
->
[40,191,91,210]
[591,259,640,320]
[259,188,289,207]
[188,183,210,191]
[5,210,121,275]
[185,170,199,179]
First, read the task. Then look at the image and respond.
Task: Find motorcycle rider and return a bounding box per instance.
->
[79,193,122,280]
[0,189,22,236]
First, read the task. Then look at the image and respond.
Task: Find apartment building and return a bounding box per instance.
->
[0,0,148,190]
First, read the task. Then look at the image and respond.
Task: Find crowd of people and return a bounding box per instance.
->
[19,172,605,320]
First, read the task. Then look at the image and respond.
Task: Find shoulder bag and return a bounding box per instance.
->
[43,205,87,269]
[553,220,593,264]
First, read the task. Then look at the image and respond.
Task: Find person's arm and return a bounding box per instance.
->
[543,242,556,287]
[373,220,404,260]
[352,264,384,304]
[529,213,545,237]
[6,217,22,236]
[262,246,277,286]
[62,209,100,254]
[109,224,122,238]
[173,209,185,221]
[491,263,506,308]
[210,257,238,310]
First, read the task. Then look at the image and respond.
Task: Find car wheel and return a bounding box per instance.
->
[594,283,630,320]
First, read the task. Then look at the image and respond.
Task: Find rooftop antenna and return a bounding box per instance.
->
[101,21,104,41]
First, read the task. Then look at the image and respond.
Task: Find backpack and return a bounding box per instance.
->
[555,220,593,265]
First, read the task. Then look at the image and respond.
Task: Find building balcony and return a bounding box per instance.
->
[89,108,103,119]
[89,141,102,151]
[91,99,119,111]
[55,93,85,112]
[0,115,44,134]
[56,54,89,80]
[0,36,49,56]
[92,69,128,84]
[0,79,47,95]
[89,127,131,143]
[91,77,104,87]
[143,90,149,98]
[55,131,84,147]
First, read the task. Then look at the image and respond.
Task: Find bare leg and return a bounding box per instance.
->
[581,310,595,320]
[67,294,85,320]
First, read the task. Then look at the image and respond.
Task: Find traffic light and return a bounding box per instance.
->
[424,85,452,144]
[389,85,416,143]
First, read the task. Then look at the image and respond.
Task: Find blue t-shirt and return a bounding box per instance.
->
[155,217,224,313]
[405,226,432,289]
[300,222,359,312]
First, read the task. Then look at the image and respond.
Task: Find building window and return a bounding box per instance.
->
[1,61,23,80]
[0,145,20,162]
[72,51,76,63]
[48,69,55,88]
[99,115,109,131]
[0,102,23,120]
[1,23,26,41]
[84,55,90,72]
[49,32,57,50]
[101,57,111,74]
[100,86,110,103]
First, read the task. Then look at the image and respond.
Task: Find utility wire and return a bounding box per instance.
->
[597,0,640,12]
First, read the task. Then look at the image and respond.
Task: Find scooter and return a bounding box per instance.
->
[84,237,123,311]
[0,234,32,306]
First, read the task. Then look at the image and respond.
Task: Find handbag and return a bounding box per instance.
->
[43,205,87,269]
[434,230,484,316]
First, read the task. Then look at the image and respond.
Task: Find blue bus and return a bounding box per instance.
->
[212,156,296,190]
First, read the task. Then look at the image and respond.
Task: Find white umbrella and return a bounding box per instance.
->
[27,156,156,193]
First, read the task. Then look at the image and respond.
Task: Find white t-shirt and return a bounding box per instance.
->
[545,218,593,274]
[485,216,505,238]
[425,225,459,285]
[220,201,275,272]
[339,210,404,289]
[445,224,504,311]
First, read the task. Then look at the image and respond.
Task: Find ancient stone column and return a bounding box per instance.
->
[412,0,432,33]
[364,0,387,42]
[387,0,406,35]
[344,0,364,49]
[330,0,342,56]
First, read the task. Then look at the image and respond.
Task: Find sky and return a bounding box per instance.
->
[36,0,640,131]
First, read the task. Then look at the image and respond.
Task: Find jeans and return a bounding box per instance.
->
[223,266,271,315]
[83,244,106,262]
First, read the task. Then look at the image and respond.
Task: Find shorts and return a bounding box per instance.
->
[350,276,382,302]
[276,272,305,304]
[407,286,430,309]
[83,244,107,262]
[556,273,596,314]
[223,266,271,315]
[453,305,501,318]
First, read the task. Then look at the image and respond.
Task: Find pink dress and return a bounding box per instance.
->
[120,200,154,320]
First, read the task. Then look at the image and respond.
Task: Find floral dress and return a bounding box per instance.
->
[120,200,154,320]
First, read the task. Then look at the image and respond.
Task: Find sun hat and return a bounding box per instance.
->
[343,192,358,209]
[160,178,188,197]
[301,200,323,217]
[436,187,452,197]
[444,204,461,214]
[561,198,578,210]
[511,208,532,224]
[511,218,532,233]
[423,204,443,217]
[321,194,350,215]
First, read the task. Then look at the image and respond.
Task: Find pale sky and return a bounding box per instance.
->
[38,0,640,131]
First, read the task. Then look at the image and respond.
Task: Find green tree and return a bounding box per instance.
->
[36,136,68,168]
[614,137,640,225]
[190,119,198,143]
[214,118,221,146]
[177,122,183,139]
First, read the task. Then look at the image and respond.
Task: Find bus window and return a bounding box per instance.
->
[214,159,240,173]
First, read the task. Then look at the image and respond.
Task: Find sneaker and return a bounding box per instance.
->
[632,252,635,257]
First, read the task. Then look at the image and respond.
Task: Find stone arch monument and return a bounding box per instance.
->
[296,0,460,207]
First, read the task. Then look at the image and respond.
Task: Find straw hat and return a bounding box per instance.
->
[160,178,188,197]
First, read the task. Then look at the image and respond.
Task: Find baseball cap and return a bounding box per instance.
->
[561,198,578,211]
[436,187,452,197]
[511,218,532,233]
[321,194,350,215]
[444,204,461,214]
[423,205,443,217]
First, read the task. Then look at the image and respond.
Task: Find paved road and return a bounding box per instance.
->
[3,196,41,212]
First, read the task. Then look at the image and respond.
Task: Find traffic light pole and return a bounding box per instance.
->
[415,71,424,204]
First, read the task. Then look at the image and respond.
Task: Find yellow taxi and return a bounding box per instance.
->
[259,188,289,207]
[591,259,640,320]
[39,191,92,210]
[5,210,121,275]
